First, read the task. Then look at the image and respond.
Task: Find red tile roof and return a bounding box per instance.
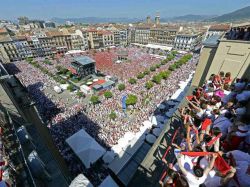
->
[209,24,230,31]
[0,28,7,34]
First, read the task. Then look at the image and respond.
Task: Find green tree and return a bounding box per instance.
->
[155,64,161,68]
[104,91,113,99]
[150,66,156,72]
[137,73,145,79]
[90,95,100,104]
[26,57,33,63]
[109,111,117,120]
[128,78,137,84]
[152,74,162,84]
[43,59,52,65]
[168,64,176,71]
[67,84,74,92]
[118,83,125,91]
[126,94,138,106]
[76,91,84,98]
[145,81,154,90]
[144,69,150,75]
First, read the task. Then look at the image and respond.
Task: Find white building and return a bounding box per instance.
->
[174,33,202,51]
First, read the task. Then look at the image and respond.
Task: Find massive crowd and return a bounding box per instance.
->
[159,71,250,187]
[5,47,198,183]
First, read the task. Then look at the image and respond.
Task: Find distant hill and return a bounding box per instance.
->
[208,6,250,22]
[165,14,217,22]
[51,17,142,24]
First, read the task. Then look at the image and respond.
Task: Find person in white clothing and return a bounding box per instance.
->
[177,153,217,187]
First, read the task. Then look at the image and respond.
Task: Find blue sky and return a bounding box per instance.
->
[1,0,250,20]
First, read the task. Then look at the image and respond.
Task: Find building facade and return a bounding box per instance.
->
[174,33,202,51]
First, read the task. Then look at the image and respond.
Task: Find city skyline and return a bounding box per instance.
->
[1,0,250,20]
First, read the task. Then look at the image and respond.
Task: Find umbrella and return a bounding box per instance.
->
[158,104,165,109]
[66,129,105,168]
[151,116,157,125]
[69,174,93,187]
[111,145,122,155]
[152,128,162,137]
[156,115,165,123]
[146,134,157,144]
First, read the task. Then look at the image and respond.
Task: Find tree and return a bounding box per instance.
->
[152,74,162,84]
[126,94,138,106]
[161,71,171,79]
[144,69,150,75]
[161,60,166,65]
[90,95,99,104]
[104,91,113,99]
[26,57,33,63]
[43,59,52,65]
[128,78,137,84]
[67,84,74,92]
[76,91,84,98]
[118,83,125,91]
[60,80,66,84]
[155,64,161,68]
[168,64,176,71]
[109,111,117,120]
[150,66,156,72]
[137,73,145,79]
[145,81,154,90]
[60,68,68,74]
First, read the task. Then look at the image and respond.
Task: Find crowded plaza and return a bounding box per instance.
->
[4,46,199,184]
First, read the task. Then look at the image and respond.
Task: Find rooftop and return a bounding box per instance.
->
[209,24,231,31]
[202,34,221,47]
[74,56,96,66]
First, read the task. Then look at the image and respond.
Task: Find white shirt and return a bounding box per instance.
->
[186,172,208,187]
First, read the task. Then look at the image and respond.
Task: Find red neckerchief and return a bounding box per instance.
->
[207,133,222,147]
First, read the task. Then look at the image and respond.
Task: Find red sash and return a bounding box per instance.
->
[181,151,213,157]
[201,118,212,131]
[207,133,222,147]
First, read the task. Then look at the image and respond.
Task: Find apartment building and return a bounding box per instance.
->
[174,32,202,51]
[134,26,150,44]
[149,27,177,46]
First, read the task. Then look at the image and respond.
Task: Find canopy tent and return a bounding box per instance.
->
[66,129,106,168]
[99,175,119,187]
[69,174,93,187]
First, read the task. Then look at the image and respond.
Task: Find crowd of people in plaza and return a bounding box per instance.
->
[159,71,250,187]
[227,27,250,40]
[92,47,163,80]
[4,47,199,183]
